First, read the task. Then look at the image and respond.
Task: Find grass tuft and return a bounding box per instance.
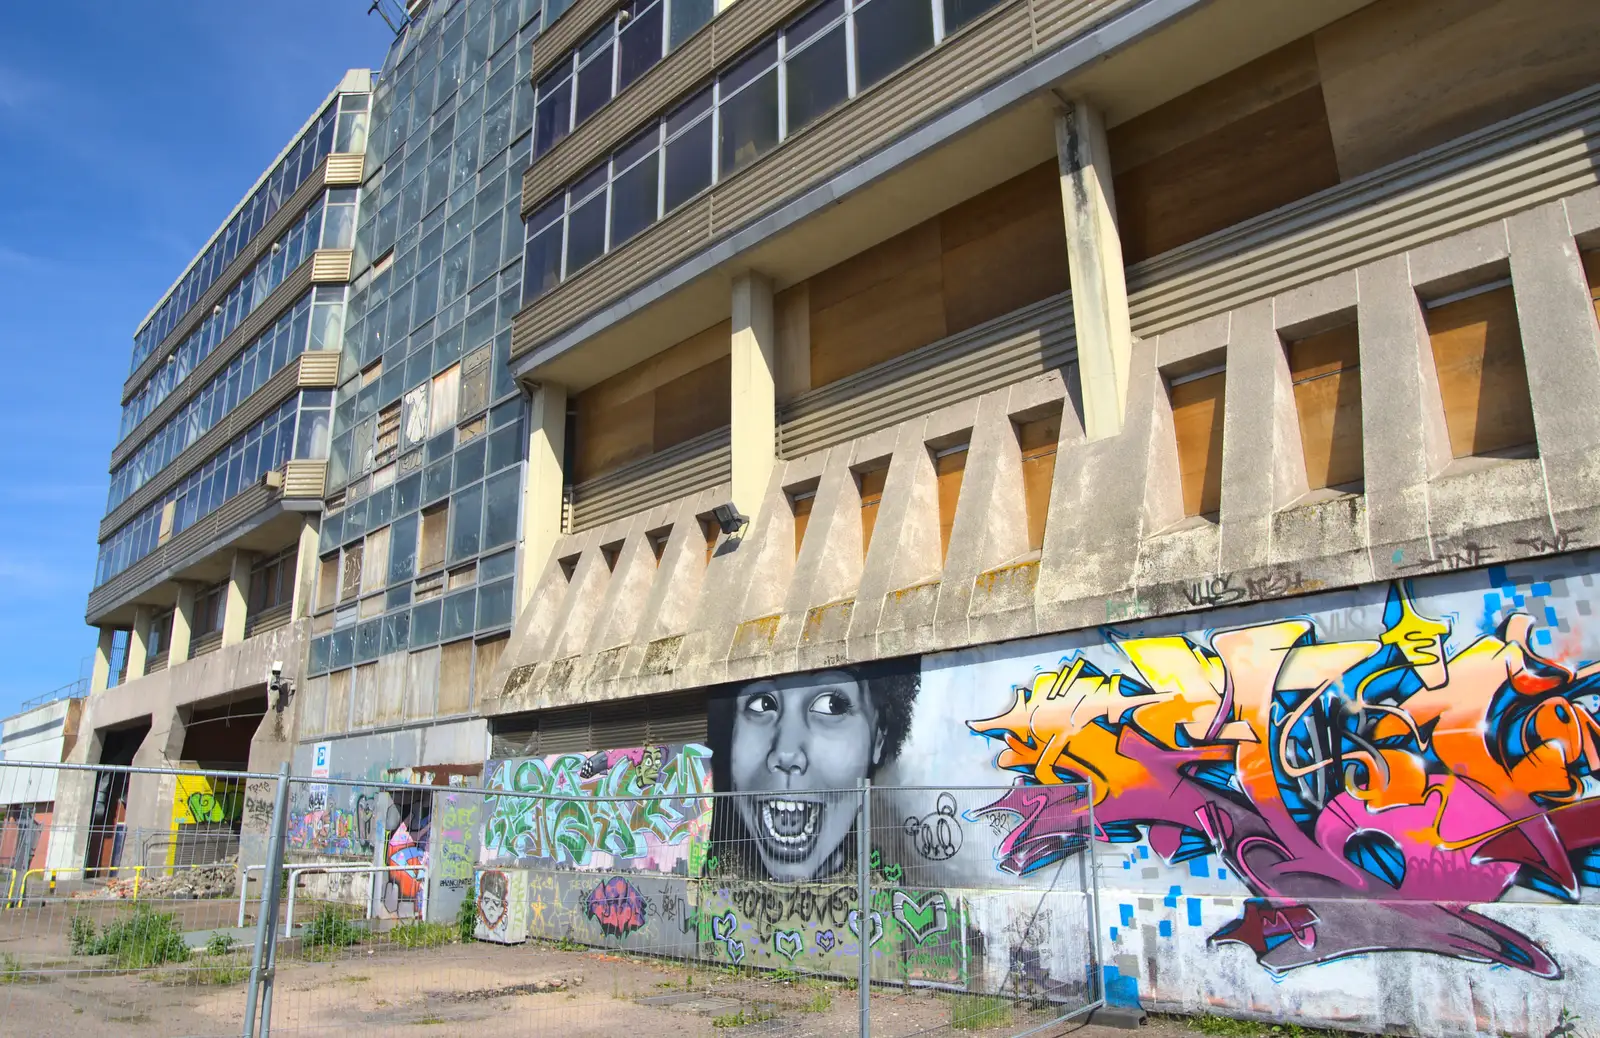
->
[711,1006,776,1028]
[72,907,189,968]
[946,994,1013,1031]
[390,920,455,949]
[302,906,364,949]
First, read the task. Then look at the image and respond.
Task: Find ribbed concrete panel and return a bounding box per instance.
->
[123,157,330,402]
[100,368,302,541]
[512,196,713,356]
[1126,85,1600,338]
[568,428,732,533]
[323,152,366,186]
[245,602,294,638]
[778,293,1077,457]
[1032,0,1137,49]
[282,460,328,500]
[530,0,617,81]
[296,351,341,387]
[87,481,279,623]
[111,259,315,470]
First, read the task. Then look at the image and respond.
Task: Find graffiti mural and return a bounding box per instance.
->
[474,867,529,943]
[287,788,376,856]
[705,661,920,882]
[481,743,712,873]
[380,792,430,917]
[962,581,1600,977]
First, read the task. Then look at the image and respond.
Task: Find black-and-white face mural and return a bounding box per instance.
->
[708,660,919,881]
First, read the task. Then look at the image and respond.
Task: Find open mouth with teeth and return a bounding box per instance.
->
[756,798,825,861]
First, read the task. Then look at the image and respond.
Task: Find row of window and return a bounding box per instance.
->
[121,193,338,442]
[106,286,348,516]
[532,0,715,160]
[523,0,1003,302]
[95,391,333,588]
[131,91,371,373]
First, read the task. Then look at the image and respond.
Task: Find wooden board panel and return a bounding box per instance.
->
[935,448,968,564]
[361,525,390,595]
[1289,323,1363,491]
[324,669,352,736]
[939,162,1070,335]
[1425,285,1537,458]
[475,635,510,696]
[858,466,887,560]
[775,282,812,403]
[791,492,814,556]
[575,385,656,481]
[438,638,475,717]
[652,354,732,453]
[420,503,449,574]
[1113,86,1341,264]
[1017,413,1061,551]
[1170,372,1225,517]
[810,222,948,387]
[1315,0,1600,179]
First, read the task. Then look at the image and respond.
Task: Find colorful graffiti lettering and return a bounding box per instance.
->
[968,582,1600,977]
[481,744,712,872]
[584,877,649,938]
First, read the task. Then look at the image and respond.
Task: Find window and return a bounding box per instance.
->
[316,553,339,612]
[523,0,984,304]
[195,583,227,636]
[1016,412,1060,551]
[1424,282,1537,459]
[249,550,294,614]
[648,526,672,563]
[148,609,174,659]
[1287,323,1363,491]
[933,442,968,564]
[1170,368,1226,517]
[420,501,450,573]
[857,465,887,560]
[790,486,816,556]
[340,543,365,602]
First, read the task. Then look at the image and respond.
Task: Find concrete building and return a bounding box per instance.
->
[78,0,1600,1031]
[0,688,84,879]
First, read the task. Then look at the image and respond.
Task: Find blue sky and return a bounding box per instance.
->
[0,3,392,718]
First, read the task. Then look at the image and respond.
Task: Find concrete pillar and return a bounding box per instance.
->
[169,582,197,664]
[1055,100,1133,442]
[731,271,777,524]
[90,627,117,692]
[520,382,567,610]
[222,550,254,646]
[289,515,323,619]
[126,605,153,681]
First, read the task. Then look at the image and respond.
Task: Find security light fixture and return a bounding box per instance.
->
[268,660,294,712]
[711,502,749,536]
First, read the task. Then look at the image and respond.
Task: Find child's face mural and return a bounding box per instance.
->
[728,669,884,881]
[478,874,508,933]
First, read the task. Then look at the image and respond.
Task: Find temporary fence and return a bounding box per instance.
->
[0,758,1103,1037]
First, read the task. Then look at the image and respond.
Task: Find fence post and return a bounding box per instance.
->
[243,763,291,1038]
[856,779,871,1038]
[1085,777,1105,1010]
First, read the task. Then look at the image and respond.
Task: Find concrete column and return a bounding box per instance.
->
[222,550,254,646]
[731,271,777,524]
[289,515,323,619]
[90,627,117,692]
[1055,100,1133,442]
[520,382,567,610]
[169,582,197,664]
[126,605,153,681]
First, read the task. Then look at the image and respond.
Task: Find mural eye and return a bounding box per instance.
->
[743,692,778,717]
[810,691,852,716]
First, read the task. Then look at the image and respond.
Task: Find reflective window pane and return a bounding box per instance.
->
[565,193,607,273]
[854,0,935,91]
[785,26,848,135]
[610,151,659,247]
[618,2,663,90]
[718,68,779,176]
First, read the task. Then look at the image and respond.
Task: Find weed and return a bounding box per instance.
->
[0,953,24,984]
[413,1016,448,1025]
[711,1006,776,1028]
[69,914,97,955]
[205,931,236,956]
[302,906,364,949]
[456,889,478,943]
[79,907,189,968]
[946,994,1013,1031]
[189,957,250,986]
[1549,1009,1583,1038]
[770,966,800,985]
[1186,1016,1340,1038]
[390,920,455,949]
[801,989,833,1014]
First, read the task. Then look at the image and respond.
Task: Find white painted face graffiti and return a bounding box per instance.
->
[729,670,884,881]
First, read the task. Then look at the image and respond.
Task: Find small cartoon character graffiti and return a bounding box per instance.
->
[477,870,510,938]
[382,795,430,916]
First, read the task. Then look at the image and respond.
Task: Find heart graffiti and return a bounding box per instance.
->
[816,929,836,953]
[891,890,950,945]
[773,930,804,962]
[711,911,745,964]
[847,909,884,948]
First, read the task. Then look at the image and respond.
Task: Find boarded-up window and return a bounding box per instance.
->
[1288,324,1363,490]
[1017,412,1061,551]
[459,347,491,420]
[351,663,379,729]
[1424,284,1537,458]
[476,634,510,699]
[340,544,364,601]
[934,444,968,564]
[316,554,339,612]
[324,668,353,735]
[374,402,401,467]
[362,526,390,594]
[790,489,816,556]
[858,466,887,560]
[158,501,177,545]
[1171,370,1226,517]
[419,502,449,573]
[402,382,430,449]
[430,364,461,437]
[298,675,328,739]
[438,638,475,716]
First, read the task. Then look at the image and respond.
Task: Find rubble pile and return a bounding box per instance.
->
[76,861,241,901]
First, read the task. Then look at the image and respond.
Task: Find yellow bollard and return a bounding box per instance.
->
[47,871,56,900]
[132,866,143,903]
